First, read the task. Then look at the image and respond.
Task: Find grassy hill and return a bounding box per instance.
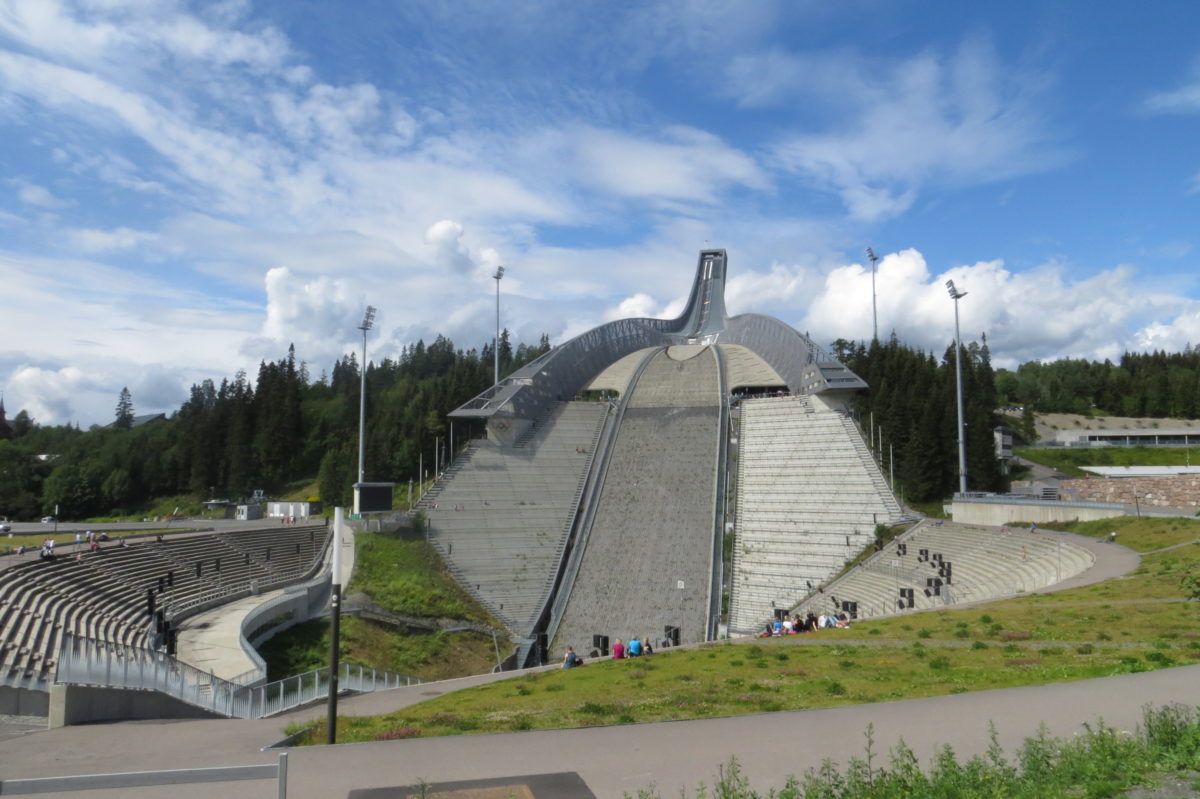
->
[293,515,1200,744]
[259,529,506,682]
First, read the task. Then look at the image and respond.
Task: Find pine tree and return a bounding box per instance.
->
[114,387,134,429]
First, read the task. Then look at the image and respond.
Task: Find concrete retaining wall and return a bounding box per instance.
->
[952,499,1125,525]
[244,573,332,653]
[1060,475,1200,510]
[0,685,50,716]
[48,684,223,728]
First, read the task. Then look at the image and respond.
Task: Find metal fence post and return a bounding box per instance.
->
[277,751,288,799]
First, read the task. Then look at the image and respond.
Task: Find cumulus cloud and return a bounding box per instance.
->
[7,364,98,424]
[243,267,365,367]
[603,292,676,322]
[424,220,476,274]
[800,249,1184,368]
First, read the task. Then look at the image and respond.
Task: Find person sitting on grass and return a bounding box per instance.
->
[642,636,654,656]
[562,646,582,669]
[627,635,643,657]
[611,638,625,659]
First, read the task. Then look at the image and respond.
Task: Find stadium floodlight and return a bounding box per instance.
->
[493,266,506,386]
[357,306,376,485]
[946,280,968,494]
[866,247,879,341]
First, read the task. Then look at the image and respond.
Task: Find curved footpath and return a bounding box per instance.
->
[0,527,1179,798]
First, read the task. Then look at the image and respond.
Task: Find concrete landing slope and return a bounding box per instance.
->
[553,346,721,653]
[422,402,608,636]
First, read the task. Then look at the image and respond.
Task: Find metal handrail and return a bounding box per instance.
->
[55,633,420,719]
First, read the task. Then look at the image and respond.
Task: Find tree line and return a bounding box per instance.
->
[0,330,549,520]
[833,334,1006,503]
[994,349,1200,419]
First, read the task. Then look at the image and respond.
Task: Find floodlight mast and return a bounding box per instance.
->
[866,247,879,342]
[493,266,505,386]
[946,280,968,495]
[357,306,376,485]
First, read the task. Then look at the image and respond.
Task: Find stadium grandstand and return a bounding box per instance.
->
[0,525,331,718]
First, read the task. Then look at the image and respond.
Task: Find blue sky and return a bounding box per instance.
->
[1,0,1199,426]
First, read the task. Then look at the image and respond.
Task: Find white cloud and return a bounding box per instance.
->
[1144,57,1200,114]
[244,266,363,368]
[800,249,1184,368]
[0,0,291,74]
[566,126,769,203]
[14,180,69,209]
[424,220,475,274]
[68,226,158,252]
[757,42,1067,220]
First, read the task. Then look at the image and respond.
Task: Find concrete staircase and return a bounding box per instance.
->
[728,395,904,634]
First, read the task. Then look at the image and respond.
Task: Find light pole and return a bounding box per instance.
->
[357,306,376,485]
[326,506,344,743]
[866,247,879,342]
[493,266,505,386]
[946,280,968,495]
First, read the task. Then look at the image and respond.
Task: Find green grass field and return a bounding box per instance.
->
[1017,446,1200,479]
[257,529,505,683]
[257,616,500,682]
[348,531,493,621]
[294,515,1200,745]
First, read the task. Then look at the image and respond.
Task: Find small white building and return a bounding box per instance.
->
[267,501,322,519]
[235,504,264,521]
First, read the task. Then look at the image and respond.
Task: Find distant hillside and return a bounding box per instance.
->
[1005,411,1200,443]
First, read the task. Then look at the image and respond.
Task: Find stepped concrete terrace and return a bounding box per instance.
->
[421,401,609,635]
[552,345,721,653]
[729,395,903,634]
[0,526,327,691]
[790,520,1098,622]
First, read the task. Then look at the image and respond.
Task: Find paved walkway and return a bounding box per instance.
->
[1,663,1198,797]
[174,523,354,681]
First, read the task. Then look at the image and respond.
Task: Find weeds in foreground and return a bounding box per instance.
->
[626,704,1200,798]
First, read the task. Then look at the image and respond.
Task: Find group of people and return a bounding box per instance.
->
[609,635,653,660]
[761,611,851,637]
[562,634,658,668]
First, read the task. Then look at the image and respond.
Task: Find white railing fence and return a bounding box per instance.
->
[55,634,420,719]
